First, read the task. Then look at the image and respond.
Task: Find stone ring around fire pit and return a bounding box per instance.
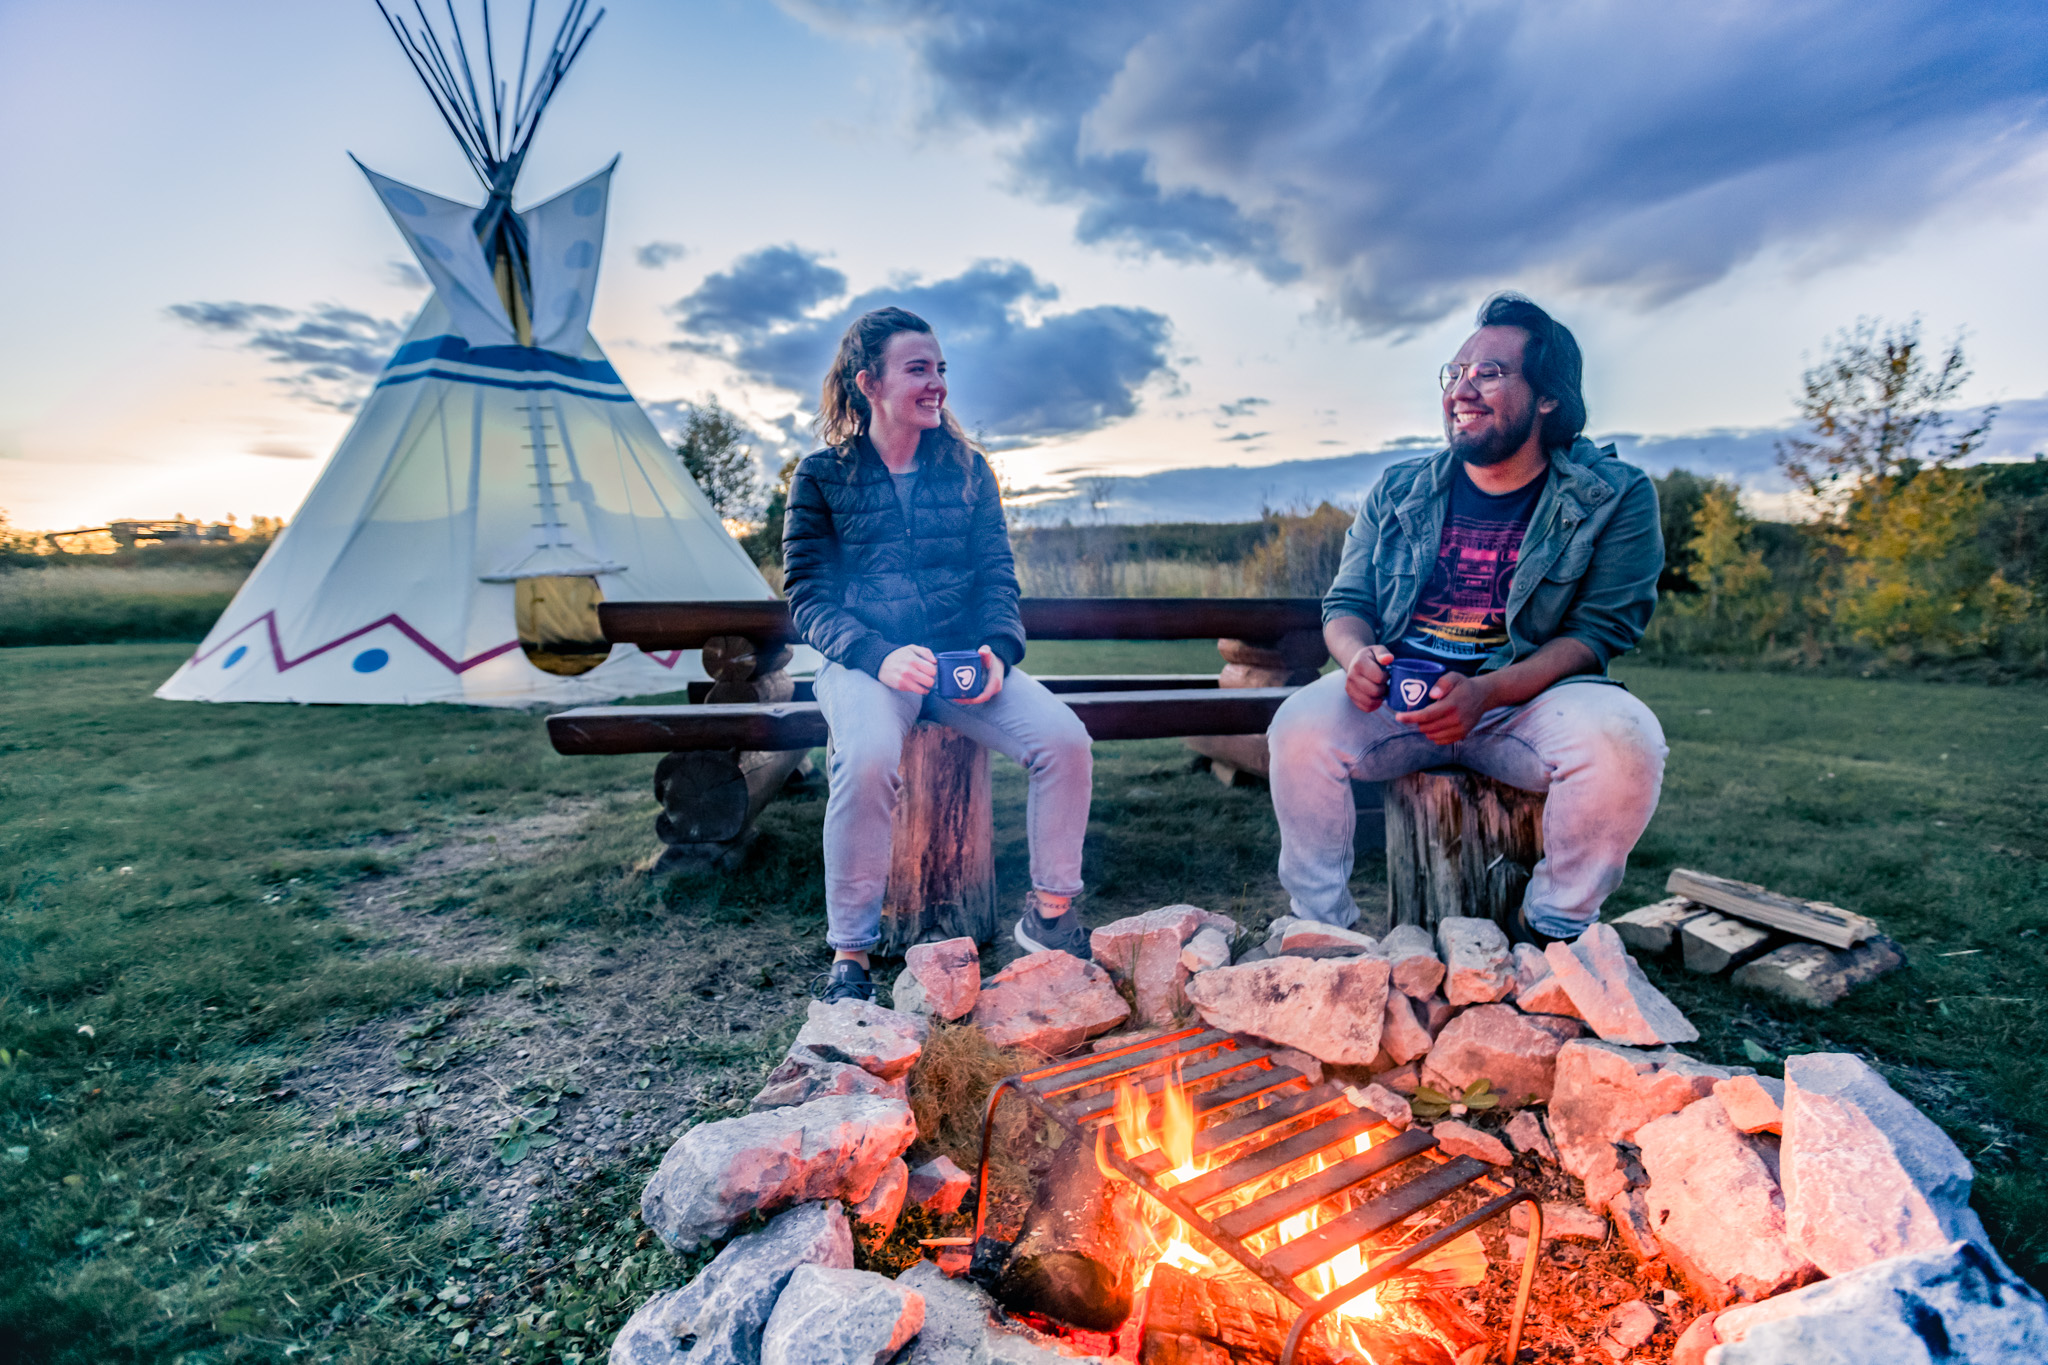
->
[953,1024,1541,1365]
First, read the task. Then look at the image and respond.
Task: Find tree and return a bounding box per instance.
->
[675,399,762,522]
[1650,469,1712,593]
[1776,318,1992,503]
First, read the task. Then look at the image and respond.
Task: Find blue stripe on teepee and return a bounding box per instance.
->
[386,335,622,383]
[375,368,636,401]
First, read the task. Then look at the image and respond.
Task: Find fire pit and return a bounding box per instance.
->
[953,1026,1540,1363]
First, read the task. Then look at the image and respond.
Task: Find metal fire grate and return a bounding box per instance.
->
[961,1025,1540,1365]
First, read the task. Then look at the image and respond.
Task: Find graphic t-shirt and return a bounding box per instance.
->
[1394,462,1545,674]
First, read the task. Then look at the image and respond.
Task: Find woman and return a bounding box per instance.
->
[784,307,1094,1003]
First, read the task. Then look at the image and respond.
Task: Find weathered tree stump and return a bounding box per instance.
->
[649,633,802,873]
[1385,767,1546,935]
[876,721,997,954]
[1186,630,1328,785]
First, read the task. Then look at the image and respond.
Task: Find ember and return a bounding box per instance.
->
[970,1026,1539,1364]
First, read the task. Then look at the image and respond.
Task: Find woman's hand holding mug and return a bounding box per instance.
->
[879,644,938,695]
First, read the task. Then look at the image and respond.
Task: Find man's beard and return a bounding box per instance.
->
[1448,404,1537,467]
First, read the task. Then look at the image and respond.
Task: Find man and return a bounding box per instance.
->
[1267,293,1667,945]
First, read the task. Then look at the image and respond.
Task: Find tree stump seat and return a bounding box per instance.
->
[1384,766,1548,937]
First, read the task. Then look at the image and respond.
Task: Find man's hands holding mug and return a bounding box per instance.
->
[878,643,1005,704]
[1343,644,1493,744]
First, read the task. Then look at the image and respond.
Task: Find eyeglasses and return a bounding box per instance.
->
[1439,361,1520,392]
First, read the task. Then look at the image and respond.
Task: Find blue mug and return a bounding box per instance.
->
[1385,658,1447,713]
[934,650,986,699]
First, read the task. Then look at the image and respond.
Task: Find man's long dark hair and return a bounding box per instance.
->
[1478,292,1586,452]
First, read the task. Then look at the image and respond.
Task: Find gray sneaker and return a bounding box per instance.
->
[810,959,875,1004]
[1014,893,1091,960]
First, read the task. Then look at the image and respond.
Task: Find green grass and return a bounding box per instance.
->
[3,643,2045,1362]
[0,567,246,647]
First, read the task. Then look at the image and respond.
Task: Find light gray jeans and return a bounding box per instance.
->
[812,661,1093,952]
[1268,672,1668,938]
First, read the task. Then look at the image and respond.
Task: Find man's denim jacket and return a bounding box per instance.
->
[1323,437,1663,675]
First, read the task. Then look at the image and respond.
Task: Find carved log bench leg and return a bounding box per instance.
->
[1185,629,1327,785]
[876,722,996,954]
[649,633,802,874]
[1384,766,1547,936]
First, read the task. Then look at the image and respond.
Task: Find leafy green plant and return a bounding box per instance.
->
[1410,1078,1500,1122]
[494,1107,561,1166]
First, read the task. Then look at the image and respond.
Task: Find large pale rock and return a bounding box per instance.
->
[1431,1119,1510,1165]
[1182,954,1391,1065]
[1508,942,1582,1018]
[759,1264,923,1365]
[1506,1109,1558,1164]
[1379,923,1445,998]
[1782,1051,1985,1277]
[1544,923,1698,1045]
[642,1097,917,1252]
[1679,912,1772,974]
[1381,991,1434,1065]
[1436,917,1515,1006]
[1089,905,1235,1027]
[906,1156,970,1215]
[1612,896,1710,955]
[972,950,1130,1053]
[608,1202,851,1365]
[1731,936,1905,1008]
[850,1157,909,1242]
[899,937,981,1021]
[1708,1240,2048,1365]
[792,999,931,1081]
[751,1054,908,1112]
[895,1261,1110,1365]
[1714,1074,1785,1135]
[1179,926,1232,974]
[1278,921,1378,959]
[1549,1040,1747,1209]
[1636,1097,1815,1307]
[1421,1003,1582,1104]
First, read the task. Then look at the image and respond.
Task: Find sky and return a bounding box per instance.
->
[6,0,2048,531]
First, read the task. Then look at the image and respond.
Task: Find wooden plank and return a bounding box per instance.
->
[1666,868,1878,949]
[684,673,1224,704]
[548,688,1299,756]
[598,597,1322,649]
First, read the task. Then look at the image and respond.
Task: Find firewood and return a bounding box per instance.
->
[1664,869,1878,950]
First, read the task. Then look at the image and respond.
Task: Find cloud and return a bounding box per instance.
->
[782,1,2048,332]
[674,248,1174,443]
[386,260,429,290]
[169,301,406,411]
[246,441,315,460]
[674,244,848,338]
[1219,397,1268,420]
[635,241,689,269]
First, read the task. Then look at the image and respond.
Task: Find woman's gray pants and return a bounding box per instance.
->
[813,661,1093,953]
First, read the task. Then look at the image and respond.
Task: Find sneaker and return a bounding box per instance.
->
[1014,892,1091,960]
[811,958,875,1004]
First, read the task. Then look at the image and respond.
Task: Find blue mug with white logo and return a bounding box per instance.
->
[1385,658,1447,713]
[934,650,986,699]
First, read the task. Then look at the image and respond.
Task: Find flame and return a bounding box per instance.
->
[1103,1065,1400,1357]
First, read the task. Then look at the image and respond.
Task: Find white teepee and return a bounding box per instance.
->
[159,1,772,707]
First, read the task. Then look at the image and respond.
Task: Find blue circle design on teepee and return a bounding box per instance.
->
[572,185,603,216]
[386,187,427,216]
[352,648,391,673]
[564,240,596,268]
[223,645,248,668]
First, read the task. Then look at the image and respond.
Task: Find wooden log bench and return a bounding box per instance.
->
[1384,767,1547,938]
[547,598,1325,953]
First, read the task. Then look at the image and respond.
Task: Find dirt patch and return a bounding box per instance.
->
[288,795,829,1241]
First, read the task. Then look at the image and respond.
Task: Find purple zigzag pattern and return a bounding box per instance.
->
[185,611,688,676]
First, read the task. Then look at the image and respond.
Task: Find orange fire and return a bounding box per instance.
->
[1098,1062,1486,1362]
